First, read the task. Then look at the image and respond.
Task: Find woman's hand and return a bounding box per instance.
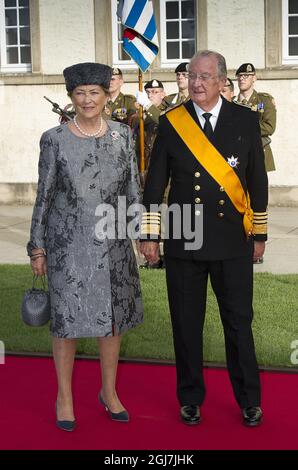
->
[30,250,47,276]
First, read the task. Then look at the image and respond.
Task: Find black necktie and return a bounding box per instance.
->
[202,113,213,139]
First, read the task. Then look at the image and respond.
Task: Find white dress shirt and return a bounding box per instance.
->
[193,97,223,132]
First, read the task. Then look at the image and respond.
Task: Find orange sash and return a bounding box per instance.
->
[166,105,253,236]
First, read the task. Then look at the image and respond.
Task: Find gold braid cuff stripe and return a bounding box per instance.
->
[253,223,267,235]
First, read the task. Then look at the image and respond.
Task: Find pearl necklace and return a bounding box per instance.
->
[73,115,103,137]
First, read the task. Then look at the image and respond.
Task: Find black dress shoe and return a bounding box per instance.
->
[242,406,263,427]
[180,405,200,425]
[56,418,76,432]
[55,403,76,432]
[99,393,129,422]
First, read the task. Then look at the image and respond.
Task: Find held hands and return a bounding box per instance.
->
[139,241,160,265]
[136,90,151,110]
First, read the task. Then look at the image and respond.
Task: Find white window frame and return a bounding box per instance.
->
[282,0,298,64]
[111,0,135,70]
[0,0,31,73]
[160,0,196,68]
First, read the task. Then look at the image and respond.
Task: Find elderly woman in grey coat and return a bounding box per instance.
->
[27,62,143,431]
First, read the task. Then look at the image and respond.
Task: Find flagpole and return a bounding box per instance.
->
[138,68,145,182]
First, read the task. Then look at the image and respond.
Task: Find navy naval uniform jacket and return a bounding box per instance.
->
[142,98,268,258]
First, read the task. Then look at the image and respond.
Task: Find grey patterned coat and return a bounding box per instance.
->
[27,122,143,338]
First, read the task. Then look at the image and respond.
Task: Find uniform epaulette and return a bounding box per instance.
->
[124,94,136,99]
[257,92,274,99]
[233,101,251,109]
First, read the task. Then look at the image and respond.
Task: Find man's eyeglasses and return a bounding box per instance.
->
[146,89,163,95]
[237,74,255,80]
[188,72,216,82]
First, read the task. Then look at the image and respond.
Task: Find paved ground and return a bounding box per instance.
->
[0,205,297,274]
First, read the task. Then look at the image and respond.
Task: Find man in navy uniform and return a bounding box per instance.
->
[140,50,268,427]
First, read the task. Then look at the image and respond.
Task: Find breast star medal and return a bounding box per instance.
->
[227,155,240,168]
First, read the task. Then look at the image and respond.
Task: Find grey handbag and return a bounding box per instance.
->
[21,275,50,327]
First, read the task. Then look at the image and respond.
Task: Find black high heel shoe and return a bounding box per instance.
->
[98,393,129,423]
[55,402,76,432]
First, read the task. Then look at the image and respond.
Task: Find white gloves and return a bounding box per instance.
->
[136,90,151,110]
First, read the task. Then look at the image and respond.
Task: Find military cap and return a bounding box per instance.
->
[63,62,112,92]
[112,67,123,76]
[235,63,256,76]
[144,79,164,89]
[175,62,189,73]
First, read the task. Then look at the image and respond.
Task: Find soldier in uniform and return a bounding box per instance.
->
[102,67,137,126]
[164,62,190,106]
[134,79,170,178]
[135,79,169,127]
[142,79,169,186]
[134,79,170,269]
[140,50,268,427]
[236,63,276,264]
[235,63,276,172]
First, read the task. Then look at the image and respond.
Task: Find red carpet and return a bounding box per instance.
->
[0,356,297,450]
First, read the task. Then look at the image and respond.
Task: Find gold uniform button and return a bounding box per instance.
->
[195,185,200,191]
[219,200,225,205]
[218,212,224,218]
[220,186,225,192]
[195,172,201,178]
[195,210,201,216]
[195,198,201,203]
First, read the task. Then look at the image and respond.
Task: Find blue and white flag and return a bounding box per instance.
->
[117,0,159,72]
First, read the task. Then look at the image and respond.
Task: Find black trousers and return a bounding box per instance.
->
[165,254,261,409]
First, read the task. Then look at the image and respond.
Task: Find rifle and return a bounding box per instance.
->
[43,96,75,122]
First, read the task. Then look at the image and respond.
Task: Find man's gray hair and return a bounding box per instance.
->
[189,50,227,79]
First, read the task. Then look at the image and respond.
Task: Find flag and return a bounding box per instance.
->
[117,0,159,72]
